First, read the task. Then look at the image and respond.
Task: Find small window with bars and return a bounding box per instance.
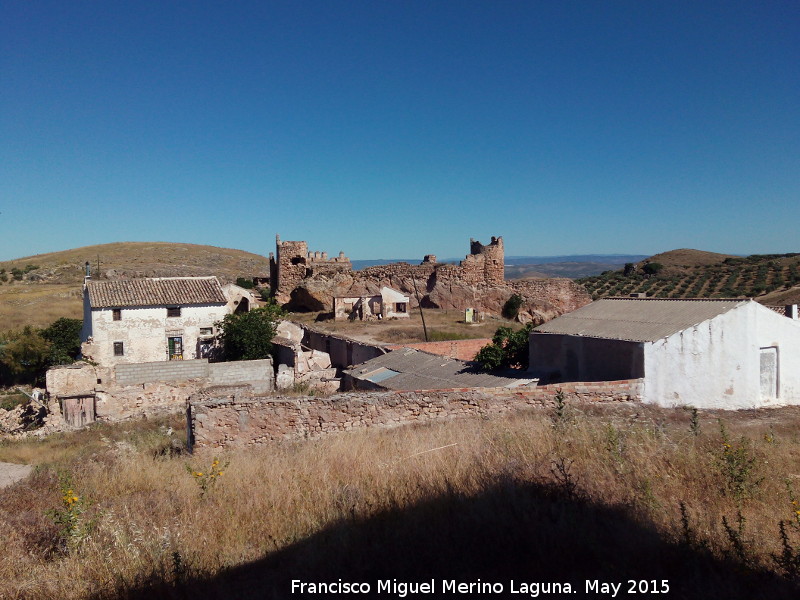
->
[112,309,122,321]
[167,307,181,317]
[113,342,124,356]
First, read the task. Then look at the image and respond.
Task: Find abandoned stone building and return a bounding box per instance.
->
[81,276,251,366]
[333,284,411,321]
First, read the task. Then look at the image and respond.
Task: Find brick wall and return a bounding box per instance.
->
[115,358,274,388]
[208,360,274,393]
[115,359,210,386]
[386,338,491,362]
[188,379,642,449]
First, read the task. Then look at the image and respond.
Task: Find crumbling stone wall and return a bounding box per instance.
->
[188,379,642,448]
[46,358,274,426]
[272,235,352,303]
[461,236,504,285]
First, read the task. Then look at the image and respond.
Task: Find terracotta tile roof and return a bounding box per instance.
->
[86,277,227,308]
[533,297,749,343]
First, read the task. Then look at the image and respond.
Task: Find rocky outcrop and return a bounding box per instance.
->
[287,267,591,323]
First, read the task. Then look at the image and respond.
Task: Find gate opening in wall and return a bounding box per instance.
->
[61,395,96,428]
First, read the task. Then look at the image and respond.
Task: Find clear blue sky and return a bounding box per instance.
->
[1,1,798,261]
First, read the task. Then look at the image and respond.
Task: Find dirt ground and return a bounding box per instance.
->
[0,462,32,489]
[288,308,519,345]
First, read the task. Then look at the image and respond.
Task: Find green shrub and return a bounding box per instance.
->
[501,294,524,320]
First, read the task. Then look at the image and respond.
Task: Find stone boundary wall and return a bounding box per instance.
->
[188,379,642,449]
[385,338,491,362]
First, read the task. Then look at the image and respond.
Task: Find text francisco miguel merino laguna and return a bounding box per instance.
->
[292,578,670,597]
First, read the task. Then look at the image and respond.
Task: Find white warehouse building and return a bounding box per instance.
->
[529,297,800,409]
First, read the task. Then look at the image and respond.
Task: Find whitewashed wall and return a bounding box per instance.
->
[83,303,227,366]
[644,302,800,409]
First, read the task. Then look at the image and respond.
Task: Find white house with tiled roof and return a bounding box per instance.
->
[81,277,232,365]
[529,298,800,409]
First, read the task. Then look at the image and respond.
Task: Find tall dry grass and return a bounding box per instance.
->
[1,404,800,599]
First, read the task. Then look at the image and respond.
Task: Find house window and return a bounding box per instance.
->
[167,307,181,317]
[396,302,407,313]
[113,342,124,356]
[168,336,183,360]
[112,309,122,321]
[200,327,213,337]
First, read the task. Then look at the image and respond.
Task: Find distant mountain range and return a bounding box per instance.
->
[352,255,649,279]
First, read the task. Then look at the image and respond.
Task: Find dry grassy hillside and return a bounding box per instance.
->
[579,249,800,303]
[2,403,800,599]
[0,242,270,331]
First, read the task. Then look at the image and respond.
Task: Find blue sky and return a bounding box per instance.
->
[1,1,798,261]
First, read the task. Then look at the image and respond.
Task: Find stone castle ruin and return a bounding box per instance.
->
[268,235,590,324]
[270,235,352,303]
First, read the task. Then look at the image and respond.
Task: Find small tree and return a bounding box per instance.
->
[643,262,664,276]
[216,302,284,361]
[0,326,51,384]
[474,324,533,371]
[41,318,83,366]
[501,294,524,320]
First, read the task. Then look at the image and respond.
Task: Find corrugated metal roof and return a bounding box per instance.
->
[344,348,535,391]
[87,277,227,308]
[533,297,748,342]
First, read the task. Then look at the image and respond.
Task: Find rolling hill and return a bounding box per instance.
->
[0,242,271,331]
[577,249,800,304]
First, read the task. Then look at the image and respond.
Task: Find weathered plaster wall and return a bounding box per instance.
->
[82,303,227,365]
[645,302,800,408]
[188,379,642,448]
[754,304,800,404]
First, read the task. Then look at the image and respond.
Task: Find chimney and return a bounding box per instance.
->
[786,304,799,320]
[84,261,91,280]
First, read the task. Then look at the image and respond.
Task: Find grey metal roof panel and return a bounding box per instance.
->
[87,277,227,308]
[533,298,748,342]
[344,348,530,390]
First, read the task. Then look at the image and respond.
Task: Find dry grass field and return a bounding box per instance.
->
[289,309,518,345]
[0,242,271,331]
[2,402,800,599]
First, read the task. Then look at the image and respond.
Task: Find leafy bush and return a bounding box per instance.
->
[474,324,533,371]
[643,263,664,275]
[216,302,284,361]
[235,277,255,290]
[41,318,83,366]
[501,294,524,320]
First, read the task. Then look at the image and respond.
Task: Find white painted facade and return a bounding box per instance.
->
[82,300,228,365]
[530,300,800,409]
[644,302,800,408]
[333,286,410,321]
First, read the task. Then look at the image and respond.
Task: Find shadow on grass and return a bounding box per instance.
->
[101,479,799,600]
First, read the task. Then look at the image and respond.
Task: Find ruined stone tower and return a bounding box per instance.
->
[460,236,504,285]
[270,235,352,303]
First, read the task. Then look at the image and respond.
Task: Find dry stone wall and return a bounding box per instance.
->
[188,379,643,449]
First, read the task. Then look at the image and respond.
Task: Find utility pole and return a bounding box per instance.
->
[411,276,428,342]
